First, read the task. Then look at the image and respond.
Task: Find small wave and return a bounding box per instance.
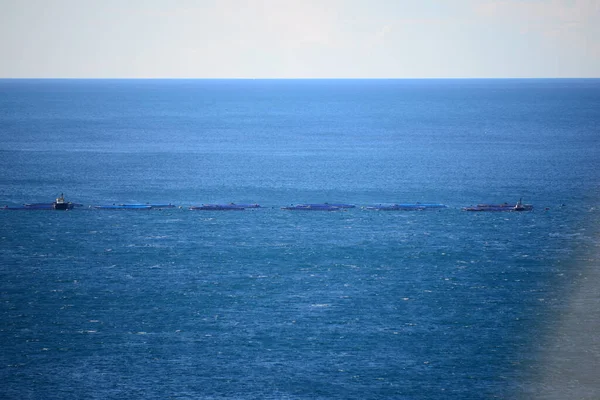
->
[548,232,582,238]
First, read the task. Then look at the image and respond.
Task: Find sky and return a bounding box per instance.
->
[1,0,599,78]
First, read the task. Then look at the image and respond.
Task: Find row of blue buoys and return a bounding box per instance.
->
[2,196,534,212]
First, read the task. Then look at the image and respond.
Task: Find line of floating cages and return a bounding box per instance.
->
[2,196,535,212]
[462,199,533,212]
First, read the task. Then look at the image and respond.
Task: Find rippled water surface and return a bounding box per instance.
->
[1,79,599,399]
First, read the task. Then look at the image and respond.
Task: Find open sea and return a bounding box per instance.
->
[1,79,599,399]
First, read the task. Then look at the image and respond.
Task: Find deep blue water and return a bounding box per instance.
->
[1,79,600,399]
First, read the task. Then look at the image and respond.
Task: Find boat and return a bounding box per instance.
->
[189,204,245,210]
[281,204,340,211]
[53,194,74,210]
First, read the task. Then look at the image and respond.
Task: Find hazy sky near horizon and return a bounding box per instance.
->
[1,0,599,78]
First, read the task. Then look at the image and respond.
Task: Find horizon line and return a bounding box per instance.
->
[1,76,599,80]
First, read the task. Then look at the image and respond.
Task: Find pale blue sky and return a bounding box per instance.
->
[1,0,599,78]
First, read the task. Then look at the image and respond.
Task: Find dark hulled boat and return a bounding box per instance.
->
[52,194,74,210]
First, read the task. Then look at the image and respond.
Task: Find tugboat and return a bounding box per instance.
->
[52,193,74,210]
[514,199,527,211]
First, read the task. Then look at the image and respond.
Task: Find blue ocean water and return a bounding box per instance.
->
[1,79,599,399]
